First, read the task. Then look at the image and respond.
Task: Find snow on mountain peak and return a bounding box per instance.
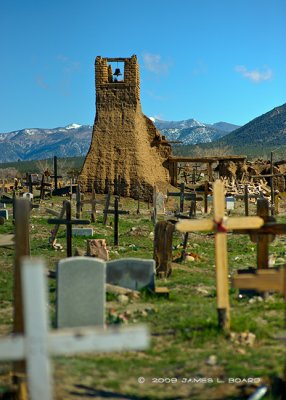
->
[66,123,82,130]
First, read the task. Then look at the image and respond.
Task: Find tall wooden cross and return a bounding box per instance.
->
[103,196,129,246]
[176,180,263,331]
[48,201,90,257]
[0,257,149,400]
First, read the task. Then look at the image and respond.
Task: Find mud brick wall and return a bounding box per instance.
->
[79,55,172,199]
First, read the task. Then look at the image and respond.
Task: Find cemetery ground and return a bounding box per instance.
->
[0,194,285,400]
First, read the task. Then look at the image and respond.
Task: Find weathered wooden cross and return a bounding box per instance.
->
[235,198,286,271]
[233,266,286,298]
[176,180,264,330]
[48,201,90,257]
[0,257,149,400]
[103,196,129,246]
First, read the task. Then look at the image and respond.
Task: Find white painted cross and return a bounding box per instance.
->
[176,180,264,331]
[0,257,149,400]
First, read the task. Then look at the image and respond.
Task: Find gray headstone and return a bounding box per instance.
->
[156,192,166,214]
[107,258,155,291]
[0,203,6,209]
[72,228,94,237]
[0,209,8,220]
[56,256,106,328]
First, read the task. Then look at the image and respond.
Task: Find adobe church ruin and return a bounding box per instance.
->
[79,55,172,198]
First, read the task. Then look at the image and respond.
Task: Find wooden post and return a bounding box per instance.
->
[204,181,208,214]
[54,156,58,191]
[153,220,175,277]
[255,199,273,269]
[66,201,73,257]
[13,198,31,375]
[114,196,119,246]
[28,174,33,194]
[270,151,275,216]
[207,162,213,181]
[179,182,185,212]
[152,186,157,225]
[76,184,81,219]
[244,184,249,216]
[213,181,230,330]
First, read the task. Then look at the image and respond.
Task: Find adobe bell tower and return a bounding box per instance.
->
[78,55,172,198]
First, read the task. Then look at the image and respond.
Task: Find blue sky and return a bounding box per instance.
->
[1,0,285,132]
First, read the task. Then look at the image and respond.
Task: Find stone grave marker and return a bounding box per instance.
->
[156,191,166,214]
[106,258,156,291]
[56,257,106,328]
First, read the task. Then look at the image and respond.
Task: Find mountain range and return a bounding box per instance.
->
[0,103,285,162]
[0,120,239,163]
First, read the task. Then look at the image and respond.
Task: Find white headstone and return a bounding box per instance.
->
[226,196,235,210]
[56,257,105,328]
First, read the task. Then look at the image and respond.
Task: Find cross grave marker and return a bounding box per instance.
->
[176,179,263,330]
[48,200,90,257]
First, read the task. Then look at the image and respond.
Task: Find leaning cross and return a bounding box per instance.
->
[0,257,149,400]
[176,180,263,331]
[48,200,90,257]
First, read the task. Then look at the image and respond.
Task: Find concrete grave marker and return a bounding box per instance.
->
[56,257,106,328]
[0,202,6,209]
[107,258,156,291]
[72,227,94,237]
[156,192,166,214]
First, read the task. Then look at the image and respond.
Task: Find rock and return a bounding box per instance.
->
[117,294,129,305]
[205,355,217,366]
[185,255,195,262]
[86,239,109,261]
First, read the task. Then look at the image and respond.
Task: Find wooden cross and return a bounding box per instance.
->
[50,155,62,191]
[235,198,286,271]
[176,180,264,331]
[167,182,186,212]
[80,182,103,223]
[0,257,149,400]
[233,266,286,297]
[48,201,90,257]
[37,174,52,200]
[103,196,129,246]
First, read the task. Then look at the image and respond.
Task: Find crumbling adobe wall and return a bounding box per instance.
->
[78,55,172,199]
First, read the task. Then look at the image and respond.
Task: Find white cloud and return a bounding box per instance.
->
[235,65,273,83]
[142,52,171,75]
